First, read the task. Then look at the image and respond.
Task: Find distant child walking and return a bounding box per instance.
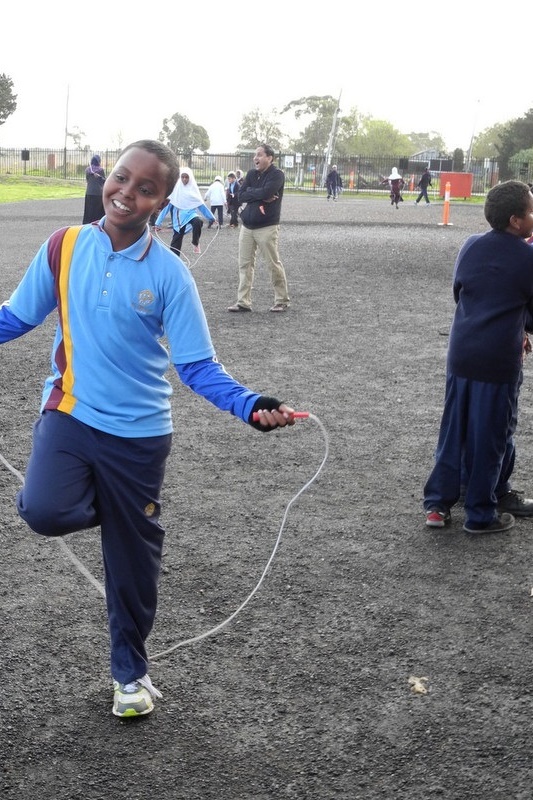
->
[0,139,297,718]
[423,180,533,533]
[415,167,432,205]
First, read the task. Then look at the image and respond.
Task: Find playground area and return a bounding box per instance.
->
[1,193,532,799]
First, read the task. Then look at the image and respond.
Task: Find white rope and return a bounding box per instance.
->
[150,413,328,660]
[0,452,106,597]
[152,222,220,270]
[0,413,328,657]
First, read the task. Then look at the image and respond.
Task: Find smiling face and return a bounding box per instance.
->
[103,147,171,248]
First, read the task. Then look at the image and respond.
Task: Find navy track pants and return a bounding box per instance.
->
[423,374,519,527]
[17,410,172,684]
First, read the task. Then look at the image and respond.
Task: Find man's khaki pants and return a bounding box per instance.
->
[237,224,290,309]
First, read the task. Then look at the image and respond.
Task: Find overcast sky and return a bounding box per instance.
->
[1,1,530,154]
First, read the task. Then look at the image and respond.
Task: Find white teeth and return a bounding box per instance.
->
[113,200,130,212]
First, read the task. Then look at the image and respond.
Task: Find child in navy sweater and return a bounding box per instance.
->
[424,180,533,533]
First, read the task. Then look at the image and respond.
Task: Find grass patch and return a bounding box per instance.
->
[0,175,85,203]
[0,174,485,205]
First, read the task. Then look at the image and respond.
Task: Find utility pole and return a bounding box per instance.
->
[322,91,342,189]
[63,85,70,179]
[465,98,480,173]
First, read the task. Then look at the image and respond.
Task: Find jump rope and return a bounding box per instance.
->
[1,225,329,660]
[0,413,328,661]
[153,217,221,270]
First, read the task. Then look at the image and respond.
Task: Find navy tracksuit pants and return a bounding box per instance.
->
[424,373,520,527]
[17,410,172,684]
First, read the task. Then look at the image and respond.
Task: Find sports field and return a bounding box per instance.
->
[1,194,532,799]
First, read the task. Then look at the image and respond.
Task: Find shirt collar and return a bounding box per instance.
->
[95,219,153,261]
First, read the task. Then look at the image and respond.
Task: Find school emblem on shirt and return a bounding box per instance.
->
[132,289,155,314]
[144,502,156,517]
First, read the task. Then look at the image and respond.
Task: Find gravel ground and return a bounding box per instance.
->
[1,191,533,799]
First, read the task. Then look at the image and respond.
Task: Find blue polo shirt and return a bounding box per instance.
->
[6,222,249,437]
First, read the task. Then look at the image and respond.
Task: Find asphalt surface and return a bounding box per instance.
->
[2,192,532,800]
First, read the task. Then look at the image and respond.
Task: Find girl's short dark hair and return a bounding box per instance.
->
[121,139,180,196]
[485,180,532,231]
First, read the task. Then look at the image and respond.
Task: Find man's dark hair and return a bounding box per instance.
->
[485,180,532,231]
[259,143,275,159]
[120,139,180,196]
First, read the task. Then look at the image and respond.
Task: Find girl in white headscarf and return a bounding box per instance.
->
[381,167,405,209]
[155,167,216,255]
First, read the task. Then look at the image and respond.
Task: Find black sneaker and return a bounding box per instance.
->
[463,513,515,534]
[497,490,533,517]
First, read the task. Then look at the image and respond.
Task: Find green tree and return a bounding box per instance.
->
[453,148,465,171]
[495,108,533,179]
[407,131,447,154]
[282,95,340,155]
[330,111,413,158]
[237,108,285,150]
[471,122,506,159]
[335,107,371,156]
[159,113,210,163]
[0,73,17,127]
[508,147,533,182]
[356,120,412,157]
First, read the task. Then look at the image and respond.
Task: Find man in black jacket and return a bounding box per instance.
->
[227,144,290,313]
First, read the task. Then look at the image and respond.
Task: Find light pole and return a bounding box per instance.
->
[466,99,480,173]
[321,91,342,189]
[63,84,69,179]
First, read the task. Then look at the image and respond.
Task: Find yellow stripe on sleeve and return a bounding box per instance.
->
[57,226,83,413]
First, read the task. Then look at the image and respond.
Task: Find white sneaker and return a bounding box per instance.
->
[112,674,162,717]
[193,245,201,254]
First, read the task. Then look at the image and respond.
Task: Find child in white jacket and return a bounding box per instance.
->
[204,176,227,227]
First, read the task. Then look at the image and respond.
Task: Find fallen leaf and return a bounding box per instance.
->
[408,675,429,694]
